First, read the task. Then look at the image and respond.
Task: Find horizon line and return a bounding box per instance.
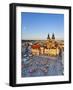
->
[21,38,64,40]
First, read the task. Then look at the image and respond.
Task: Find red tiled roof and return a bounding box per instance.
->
[31,44,40,49]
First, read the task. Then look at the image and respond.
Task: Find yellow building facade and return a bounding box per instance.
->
[31,33,64,56]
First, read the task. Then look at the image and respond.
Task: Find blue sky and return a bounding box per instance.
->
[21,12,64,40]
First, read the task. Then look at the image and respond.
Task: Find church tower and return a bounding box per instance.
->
[52,33,55,40]
[46,33,51,49]
[47,33,50,40]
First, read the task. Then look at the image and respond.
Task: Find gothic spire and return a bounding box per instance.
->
[47,33,50,39]
[52,33,55,39]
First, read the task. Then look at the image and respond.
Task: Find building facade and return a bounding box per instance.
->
[31,33,64,56]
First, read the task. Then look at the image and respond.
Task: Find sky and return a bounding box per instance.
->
[21,12,64,40]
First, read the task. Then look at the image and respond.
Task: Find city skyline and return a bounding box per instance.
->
[21,12,64,40]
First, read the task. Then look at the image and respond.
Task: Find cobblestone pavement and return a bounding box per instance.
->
[21,55,64,77]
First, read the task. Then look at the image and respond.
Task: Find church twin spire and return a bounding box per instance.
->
[47,33,55,40]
